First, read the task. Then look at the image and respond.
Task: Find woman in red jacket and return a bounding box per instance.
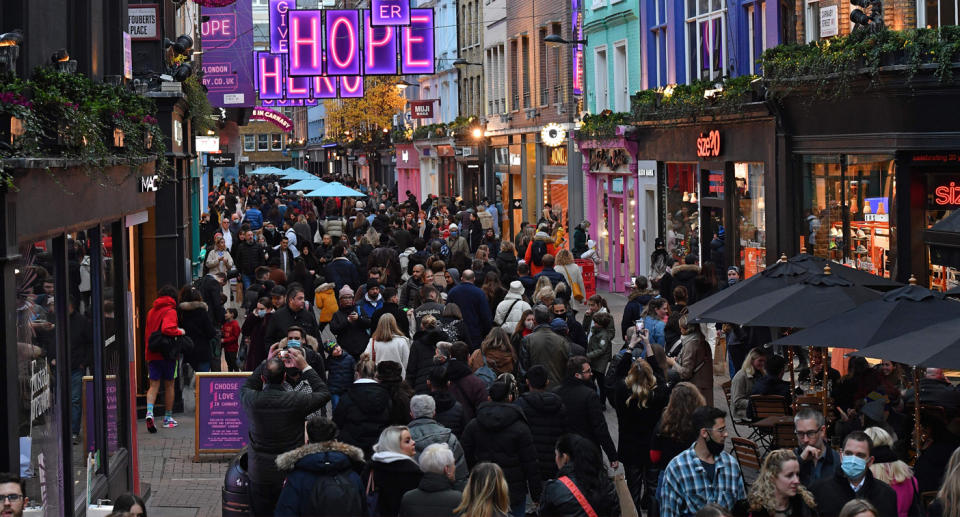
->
[144,285,186,433]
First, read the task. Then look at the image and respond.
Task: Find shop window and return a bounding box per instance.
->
[805,0,821,42]
[594,46,609,112]
[666,163,701,263]
[243,134,255,152]
[926,175,960,291]
[801,154,896,278]
[686,0,726,81]
[543,174,568,226]
[271,134,283,151]
[919,0,958,27]
[735,162,767,277]
[257,134,269,151]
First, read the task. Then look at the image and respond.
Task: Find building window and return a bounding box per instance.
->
[271,134,283,150]
[805,0,821,42]
[521,36,531,109]
[686,0,726,81]
[649,0,669,88]
[594,46,609,112]
[244,134,255,152]
[511,39,520,110]
[258,134,269,151]
[551,23,563,104]
[919,0,959,26]
[539,28,549,106]
[613,41,629,111]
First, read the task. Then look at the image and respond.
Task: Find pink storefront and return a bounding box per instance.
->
[577,126,658,293]
[395,144,421,201]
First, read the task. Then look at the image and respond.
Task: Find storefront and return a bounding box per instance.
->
[577,126,657,293]
[630,106,778,282]
[395,144,421,202]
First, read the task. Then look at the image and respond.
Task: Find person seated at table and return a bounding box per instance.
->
[730,348,766,422]
[902,368,960,416]
[794,407,841,487]
[874,360,908,403]
[750,354,792,407]
[732,449,818,517]
[832,357,881,411]
[797,348,840,391]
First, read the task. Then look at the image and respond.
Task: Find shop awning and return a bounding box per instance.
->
[925,210,960,268]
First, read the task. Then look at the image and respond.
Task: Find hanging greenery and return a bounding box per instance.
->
[576,110,632,140]
[183,75,216,135]
[629,75,759,123]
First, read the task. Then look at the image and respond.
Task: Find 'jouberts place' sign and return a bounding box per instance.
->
[259,4,434,101]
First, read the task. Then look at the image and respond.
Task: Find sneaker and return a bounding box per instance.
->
[145,414,157,434]
[163,416,179,428]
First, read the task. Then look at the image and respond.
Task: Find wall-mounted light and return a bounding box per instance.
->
[0,30,23,75]
[51,49,78,73]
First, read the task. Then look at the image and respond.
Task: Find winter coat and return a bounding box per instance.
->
[242,311,272,370]
[144,296,184,362]
[552,378,618,463]
[445,359,489,421]
[369,453,423,517]
[556,263,587,303]
[371,302,411,338]
[333,380,393,456]
[274,441,366,517]
[431,390,469,438]
[243,207,264,230]
[364,335,411,377]
[515,390,568,480]
[534,267,569,291]
[495,251,519,284]
[205,247,235,276]
[179,301,216,366]
[613,354,670,466]
[265,305,320,344]
[521,326,571,387]
[810,470,898,517]
[446,236,470,257]
[323,217,344,237]
[221,319,241,353]
[406,328,447,393]
[673,332,714,406]
[438,316,467,345]
[731,494,818,517]
[234,239,266,276]
[539,464,620,517]
[572,226,589,257]
[407,417,468,487]
[400,277,423,309]
[524,232,557,276]
[461,401,542,505]
[446,282,493,348]
[314,283,338,323]
[330,306,373,359]
[469,344,518,378]
[730,369,762,422]
[585,323,615,377]
[671,264,701,304]
[495,293,531,334]
[240,365,330,454]
[325,256,361,292]
[620,289,655,339]
[399,472,462,517]
[325,353,357,395]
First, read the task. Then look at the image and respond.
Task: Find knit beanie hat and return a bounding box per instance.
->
[339,285,355,298]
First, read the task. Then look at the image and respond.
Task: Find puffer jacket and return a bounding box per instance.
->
[333,380,393,456]
[495,251,519,284]
[461,401,542,506]
[539,464,619,517]
[431,390,468,438]
[323,217,345,238]
[325,353,357,395]
[368,453,423,517]
[495,293,531,334]
[274,441,366,517]
[585,323,615,377]
[406,328,447,393]
[524,231,557,276]
[314,283,338,323]
[407,417,468,488]
[179,301,216,366]
[515,390,568,480]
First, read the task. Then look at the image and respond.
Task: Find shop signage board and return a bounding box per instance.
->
[269,0,290,53]
[201,1,256,107]
[250,107,294,131]
[589,148,631,172]
[128,4,160,41]
[196,136,221,152]
[696,130,721,157]
[820,6,838,38]
[511,199,523,209]
[410,100,436,119]
[209,153,236,167]
[195,373,249,460]
[83,376,119,455]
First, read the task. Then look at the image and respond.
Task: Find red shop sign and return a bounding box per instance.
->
[697,130,721,158]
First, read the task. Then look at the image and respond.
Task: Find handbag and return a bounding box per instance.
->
[613,473,639,517]
[365,469,378,517]
[558,476,598,517]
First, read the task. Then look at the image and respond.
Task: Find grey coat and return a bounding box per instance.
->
[407,417,468,489]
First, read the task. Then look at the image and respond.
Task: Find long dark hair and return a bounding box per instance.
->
[555,434,608,507]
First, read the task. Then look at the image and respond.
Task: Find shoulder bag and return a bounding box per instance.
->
[558,476,598,517]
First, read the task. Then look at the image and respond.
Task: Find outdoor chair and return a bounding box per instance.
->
[732,437,763,488]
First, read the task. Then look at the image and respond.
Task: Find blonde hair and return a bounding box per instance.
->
[355,353,377,379]
[533,276,553,297]
[741,348,766,377]
[533,286,555,306]
[748,449,817,512]
[453,462,511,517]
[373,426,412,456]
[864,427,913,484]
[625,359,656,409]
[555,248,575,266]
[372,313,404,342]
[838,499,878,517]
[939,447,960,517]
[421,314,439,330]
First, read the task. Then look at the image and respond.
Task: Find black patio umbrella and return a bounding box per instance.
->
[770,283,960,348]
[786,254,901,290]
[702,268,881,328]
[850,320,960,369]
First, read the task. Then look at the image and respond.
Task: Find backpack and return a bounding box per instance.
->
[531,240,548,267]
[307,471,365,517]
[474,353,497,389]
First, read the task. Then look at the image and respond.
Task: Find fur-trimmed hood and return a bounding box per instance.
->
[533,231,553,241]
[178,301,208,311]
[315,282,336,292]
[275,440,365,472]
[671,264,700,279]
[276,334,319,350]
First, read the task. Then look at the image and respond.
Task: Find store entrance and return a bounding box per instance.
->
[611,197,627,289]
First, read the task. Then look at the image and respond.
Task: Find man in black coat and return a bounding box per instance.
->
[515,365,567,480]
[198,271,226,325]
[427,366,469,438]
[461,380,542,516]
[325,245,360,292]
[241,352,330,517]
[810,431,898,517]
[329,286,372,360]
[552,356,619,469]
[371,287,410,337]
[265,285,320,344]
[234,229,267,290]
[621,276,655,339]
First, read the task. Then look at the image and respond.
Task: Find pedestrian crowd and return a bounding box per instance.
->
[110,173,960,517]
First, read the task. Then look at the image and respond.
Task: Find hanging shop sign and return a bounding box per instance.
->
[209,153,236,167]
[571,0,584,95]
[128,4,160,41]
[548,146,568,166]
[195,136,221,152]
[589,148,631,173]
[201,1,256,107]
[696,129,721,158]
[371,0,411,26]
[409,99,436,119]
[256,8,434,101]
[820,5,839,38]
[250,107,294,132]
[541,123,567,147]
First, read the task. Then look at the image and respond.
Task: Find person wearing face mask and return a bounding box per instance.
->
[329,286,373,360]
[809,431,898,517]
[445,223,470,258]
[732,449,818,517]
[552,356,619,472]
[726,266,741,288]
[243,298,274,370]
[659,406,745,517]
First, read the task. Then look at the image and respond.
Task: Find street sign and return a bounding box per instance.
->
[209,153,236,167]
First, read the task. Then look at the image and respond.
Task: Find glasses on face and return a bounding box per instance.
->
[795,428,821,439]
[0,494,23,503]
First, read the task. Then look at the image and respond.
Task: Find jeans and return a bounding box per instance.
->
[70,368,84,435]
[330,393,340,410]
[242,273,255,291]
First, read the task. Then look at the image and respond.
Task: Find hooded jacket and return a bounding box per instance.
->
[330,305,373,359]
[431,390,468,438]
[400,276,423,309]
[274,441,366,517]
[524,231,557,276]
[495,292,531,333]
[671,264,700,304]
[407,417,468,488]
[144,295,184,363]
[325,256,360,292]
[325,351,356,395]
[179,301,216,366]
[495,250,519,284]
[358,292,384,319]
[333,380,392,456]
[621,289,656,339]
[585,322,615,376]
[515,390,568,480]
[406,328,447,393]
[313,283,338,323]
[461,401,542,505]
[445,359,489,421]
[369,452,423,517]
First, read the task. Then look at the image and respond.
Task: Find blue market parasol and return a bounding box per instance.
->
[304,182,366,197]
[283,179,328,191]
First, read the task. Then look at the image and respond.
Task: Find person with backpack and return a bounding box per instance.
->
[274,417,366,517]
[524,224,557,276]
[144,285,187,434]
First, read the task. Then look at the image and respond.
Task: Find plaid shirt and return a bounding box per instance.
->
[659,445,746,517]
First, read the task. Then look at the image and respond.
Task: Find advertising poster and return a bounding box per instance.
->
[201,1,255,107]
[195,373,249,460]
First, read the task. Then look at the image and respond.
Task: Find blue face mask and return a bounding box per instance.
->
[841,455,867,479]
[287,339,302,349]
[450,231,458,238]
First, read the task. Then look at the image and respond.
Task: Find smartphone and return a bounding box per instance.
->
[635,319,645,332]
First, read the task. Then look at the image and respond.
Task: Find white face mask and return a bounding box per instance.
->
[524,320,535,330]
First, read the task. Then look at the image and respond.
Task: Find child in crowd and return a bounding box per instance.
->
[324,340,356,409]
[222,308,241,372]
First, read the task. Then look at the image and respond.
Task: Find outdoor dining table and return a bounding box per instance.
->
[749,415,794,428]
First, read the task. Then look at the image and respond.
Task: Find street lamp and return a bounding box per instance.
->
[453,58,482,67]
[396,79,415,90]
[471,127,483,139]
[543,34,587,45]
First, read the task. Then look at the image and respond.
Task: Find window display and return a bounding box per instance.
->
[925,174,960,291]
[666,163,700,263]
[735,162,766,277]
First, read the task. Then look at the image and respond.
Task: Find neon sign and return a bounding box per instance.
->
[371,0,410,26]
[288,10,323,76]
[341,76,365,98]
[696,130,721,158]
[257,52,284,99]
[268,0,289,53]
[401,9,435,75]
[326,10,361,75]
[935,182,960,206]
[365,12,397,75]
